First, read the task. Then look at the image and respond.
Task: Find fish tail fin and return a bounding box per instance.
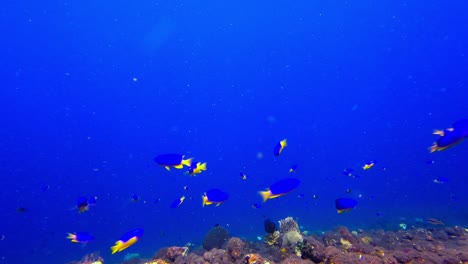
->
[202,195,208,207]
[259,190,271,202]
[429,143,439,153]
[66,233,77,242]
[281,139,287,147]
[111,241,123,254]
[199,162,207,171]
[182,158,193,167]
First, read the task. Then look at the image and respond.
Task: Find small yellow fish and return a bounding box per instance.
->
[273,139,287,156]
[362,160,376,170]
[187,162,207,176]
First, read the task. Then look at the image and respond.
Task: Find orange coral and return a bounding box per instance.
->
[144,259,169,264]
[245,253,259,264]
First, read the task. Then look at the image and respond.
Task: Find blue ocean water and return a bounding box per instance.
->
[1,1,468,263]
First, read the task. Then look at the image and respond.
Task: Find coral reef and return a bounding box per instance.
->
[144,260,170,264]
[165,247,188,261]
[297,236,326,263]
[227,237,246,261]
[203,225,230,250]
[167,248,232,264]
[279,217,300,234]
[203,248,231,263]
[68,224,468,264]
[153,246,188,262]
[282,230,303,248]
[244,253,271,264]
[278,217,303,256]
[264,231,280,246]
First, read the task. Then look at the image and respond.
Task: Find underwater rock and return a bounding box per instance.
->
[173,253,205,264]
[433,229,450,241]
[152,246,188,262]
[347,241,375,256]
[256,241,284,262]
[203,248,230,263]
[153,247,168,260]
[321,246,366,264]
[144,259,170,264]
[392,248,426,263]
[445,226,466,237]
[281,255,312,264]
[166,246,188,261]
[337,226,359,244]
[322,226,359,247]
[203,225,230,250]
[455,247,468,262]
[226,237,245,261]
[298,237,326,263]
[322,230,340,247]
[172,250,230,264]
[380,232,401,250]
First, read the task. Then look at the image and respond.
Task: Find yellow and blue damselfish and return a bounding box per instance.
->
[111,228,144,254]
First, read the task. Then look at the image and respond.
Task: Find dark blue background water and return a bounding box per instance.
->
[1,1,468,263]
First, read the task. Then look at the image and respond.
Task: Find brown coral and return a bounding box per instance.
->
[173,253,205,264]
[144,260,170,264]
[153,246,188,262]
[202,248,230,263]
[166,246,188,261]
[298,236,326,263]
[227,237,245,261]
[138,223,468,264]
[244,253,271,264]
